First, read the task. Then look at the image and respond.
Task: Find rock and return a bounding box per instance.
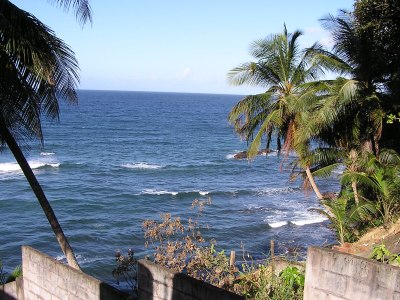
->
[233,149,273,160]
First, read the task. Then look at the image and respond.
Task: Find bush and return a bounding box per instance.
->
[112,249,137,295]
[140,199,305,298]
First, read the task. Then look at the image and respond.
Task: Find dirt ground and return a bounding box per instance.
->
[333,219,400,260]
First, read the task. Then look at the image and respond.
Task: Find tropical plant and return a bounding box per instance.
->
[291,7,399,214]
[227,25,327,199]
[342,150,400,225]
[305,10,387,155]
[311,190,376,244]
[235,263,271,300]
[369,242,400,265]
[0,0,92,269]
[369,242,392,263]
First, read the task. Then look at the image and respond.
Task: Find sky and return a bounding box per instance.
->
[11,0,353,95]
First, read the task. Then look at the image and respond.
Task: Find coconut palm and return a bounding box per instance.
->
[228,25,326,199]
[290,11,387,208]
[0,0,92,270]
[304,11,386,155]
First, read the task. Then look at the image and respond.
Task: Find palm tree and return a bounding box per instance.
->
[0,0,92,270]
[227,25,326,199]
[291,11,388,208]
[304,11,385,155]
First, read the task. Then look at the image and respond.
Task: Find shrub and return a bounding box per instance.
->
[112,249,138,295]
[141,199,305,298]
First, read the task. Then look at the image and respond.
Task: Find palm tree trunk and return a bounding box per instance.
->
[305,166,324,200]
[352,181,360,205]
[1,125,81,270]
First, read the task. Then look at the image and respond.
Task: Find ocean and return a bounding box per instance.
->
[0,90,336,285]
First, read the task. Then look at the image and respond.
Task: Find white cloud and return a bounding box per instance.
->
[176,68,191,80]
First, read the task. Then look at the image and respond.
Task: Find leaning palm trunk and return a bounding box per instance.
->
[1,125,81,270]
[351,181,360,205]
[305,166,323,200]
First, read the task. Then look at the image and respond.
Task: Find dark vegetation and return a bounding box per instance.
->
[228,0,400,245]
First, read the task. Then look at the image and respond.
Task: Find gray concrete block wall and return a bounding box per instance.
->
[21,246,128,300]
[304,246,400,300]
[137,259,244,300]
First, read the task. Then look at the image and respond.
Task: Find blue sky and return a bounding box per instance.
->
[12,0,352,94]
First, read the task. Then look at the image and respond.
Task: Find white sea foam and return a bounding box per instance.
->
[269,221,288,228]
[40,152,55,156]
[267,215,327,228]
[0,161,59,173]
[266,151,278,157]
[141,189,178,196]
[332,164,345,175]
[56,253,99,264]
[256,187,295,195]
[199,191,209,196]
[291,216,327,226]
[0,162,21,172]
[56,254,82,262]
[122,162,162,170]
[226,153,237,160]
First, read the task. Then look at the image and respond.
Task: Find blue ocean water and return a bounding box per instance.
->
[0,90,336,285]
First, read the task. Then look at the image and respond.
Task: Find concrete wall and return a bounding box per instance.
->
[0,278,23,300]
[137,259,244,300]
[21,246,129,300]
[304,246,400,300]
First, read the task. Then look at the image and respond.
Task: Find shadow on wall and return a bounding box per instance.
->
[0,289,17,300]
[99,282,132,300]
[137,259,244,300]
[171,273,244,300]
[137,261,153,300]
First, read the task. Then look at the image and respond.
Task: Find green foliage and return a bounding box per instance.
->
[227,24,325,159]
[369,242,400,266]
[387,113,400,124]
[354,0,400,80]
[313,197,348,244]
[279,266,305,289]
[370,243,392,263]
[187,244,234,289]
[234,262,272,299]
[233,262,305,300]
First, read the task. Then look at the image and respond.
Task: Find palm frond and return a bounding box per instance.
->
[0,0,80,145]
[312,163,342,178]
[47,0,93,26]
